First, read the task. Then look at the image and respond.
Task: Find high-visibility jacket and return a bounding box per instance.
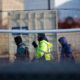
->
[35,40,53,61]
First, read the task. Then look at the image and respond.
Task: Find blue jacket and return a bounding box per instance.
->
[60,43,73,61]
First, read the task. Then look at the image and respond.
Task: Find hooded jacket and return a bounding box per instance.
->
[35,40,53,61]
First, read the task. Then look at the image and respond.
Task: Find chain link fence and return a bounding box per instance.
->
[0,9,80,62]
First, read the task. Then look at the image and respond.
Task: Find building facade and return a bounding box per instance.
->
[1,0,24,27]
[0,0,24,60]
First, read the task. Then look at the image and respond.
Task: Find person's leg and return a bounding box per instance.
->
[39,56,46,62]
[31,57,40,62]
[65,54,75,63]
[60,52,65,61]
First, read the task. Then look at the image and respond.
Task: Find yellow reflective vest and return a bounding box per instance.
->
[35,40,53,61]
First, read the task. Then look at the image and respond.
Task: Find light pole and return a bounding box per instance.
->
[48,0,51,10]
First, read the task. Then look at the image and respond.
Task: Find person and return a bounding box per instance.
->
[14,36,30,61]
[32,33,53,61]
[58,37,75,62]
[58,16,78,29]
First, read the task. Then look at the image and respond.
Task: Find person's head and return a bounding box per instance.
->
[37,33,48,41]
[14,36,22,46]
[58,37,68,45]
[65,17,74,25]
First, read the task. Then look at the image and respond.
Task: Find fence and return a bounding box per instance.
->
[0,9,80,62]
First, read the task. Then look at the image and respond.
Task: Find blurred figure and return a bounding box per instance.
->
[32,33,53,61]
[14,36,30,61]
[58,16,78,29]
[58,37,75,62]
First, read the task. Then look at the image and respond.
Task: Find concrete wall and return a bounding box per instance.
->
[2,0,24,26]
[2,0,24,11]
[8,10,57,60]
[0,0,2,26]
[0,0,2,11]
[0,0,24,57]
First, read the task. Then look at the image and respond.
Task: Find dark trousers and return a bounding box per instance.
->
[32,56,45,62]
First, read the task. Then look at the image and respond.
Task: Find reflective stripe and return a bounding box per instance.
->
[45,54,51,60]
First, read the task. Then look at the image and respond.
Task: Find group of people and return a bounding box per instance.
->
[14,33,75,62]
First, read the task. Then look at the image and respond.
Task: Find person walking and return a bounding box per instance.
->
[14,36,30,61]
[58,37,75,62]
[32,33,53,62]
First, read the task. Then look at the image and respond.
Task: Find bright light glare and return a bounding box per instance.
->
[54,0,71,8]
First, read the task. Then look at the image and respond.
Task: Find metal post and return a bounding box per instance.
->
[48,0,51,10]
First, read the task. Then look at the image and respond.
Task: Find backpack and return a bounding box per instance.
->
[16,43,30,60]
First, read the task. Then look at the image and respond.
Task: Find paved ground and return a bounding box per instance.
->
[0,56,80,80]
[0,61,80,80]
